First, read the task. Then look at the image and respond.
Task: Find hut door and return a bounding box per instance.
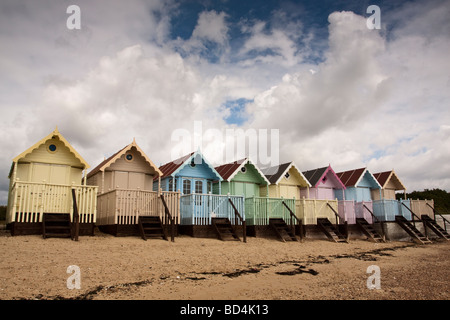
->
[280,185,299,199]
[129,172,145,190]
[31,163,51,183]
[115,171,128,189]
[234,182,256,198]
[50,165,68,185]
[234,182,245,197]
[317,187,334,200]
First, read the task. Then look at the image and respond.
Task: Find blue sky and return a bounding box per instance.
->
[0,0,449,204]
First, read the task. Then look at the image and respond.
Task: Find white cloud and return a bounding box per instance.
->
[172,10,230,61]
[241,7,450,191]
[192,10,229,45]
[1,0,449,204]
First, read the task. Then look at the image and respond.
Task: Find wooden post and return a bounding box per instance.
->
[101,170,105,194]
[345,221,349,241]
[160,194,175,242]
[282,200,300,242]
[228,198,246,243]
[72,188,79,241]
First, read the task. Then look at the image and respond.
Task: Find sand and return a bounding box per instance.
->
[0,229,448,301]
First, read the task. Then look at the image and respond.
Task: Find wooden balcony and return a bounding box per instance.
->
[180,193,245,226]
[7,181,98,224]
[245,196,295,226]
[96,189,180,226]
[295,199,338,225]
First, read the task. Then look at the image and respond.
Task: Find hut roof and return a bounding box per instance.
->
[262,162,311,187]
[214,158,270,184]
[302,165,346,189]
[336,168,381,189]
[158,150,222,180]
[373,170,406,190]
[87,139,162,179]
[158,152,194,178]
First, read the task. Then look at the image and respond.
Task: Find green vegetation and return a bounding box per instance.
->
[397,188,450,213]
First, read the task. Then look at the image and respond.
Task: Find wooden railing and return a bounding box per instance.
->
[338,200,356,224]
[228,198,246,243]
[295,199,338,225]
[337,201,376,225]
[363,204,386,241]
[7,181,98,224]
[96,189,180,226]
[160,191,181,225]
[160,194,175,242]
[355,201,374,224]
[326,202,348,239]
[401,202,422,227]
[71,189,79,241]
[411,199,434,219]
[426,203,449,232]
[372,199,412,222]
[245,196,295,226]
[282,200,302,241]
[180,193,245,226]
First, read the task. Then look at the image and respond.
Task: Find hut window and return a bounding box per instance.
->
[47,144,57,153]
[183,179,191,194]
[241,166,247,173]
[285,172,290,180]
[195,180,203,194]
[125,153,133,162]
[322,176,328,183]
[168,178,177,192]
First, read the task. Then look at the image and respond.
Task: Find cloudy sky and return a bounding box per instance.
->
[1,0,449,203]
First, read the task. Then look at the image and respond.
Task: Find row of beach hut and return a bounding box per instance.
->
[5,128,447,243]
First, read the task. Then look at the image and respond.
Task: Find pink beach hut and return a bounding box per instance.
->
[298,165,346,225]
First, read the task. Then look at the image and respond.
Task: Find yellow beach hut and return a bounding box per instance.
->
[6,127,98,238]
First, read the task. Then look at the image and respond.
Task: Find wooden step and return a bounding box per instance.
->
[356,218,385,243]
[421,215,450,240]
[138,216,167,241]
[212,218,240,241]
[395,216,432,244]
[269,218,298,242]
[316,218,347,243]
[42,213,72,239]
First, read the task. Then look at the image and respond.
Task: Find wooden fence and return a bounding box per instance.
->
[337,200,374,224]
[410,199,434,219]
[96,189,180,225]
[295,199,338,225]
[372,199,412,221]
[180,193,245,225]
[7,181,98,224]
[245,196,295,226]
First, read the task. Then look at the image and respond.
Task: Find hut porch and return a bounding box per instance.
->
[7,181,97,236]
[96,189,180,236]
[178,193,245,240]
[244,196,299,239]
[337,200,374,224]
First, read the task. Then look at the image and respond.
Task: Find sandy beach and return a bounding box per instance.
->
[0,228,448,301]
